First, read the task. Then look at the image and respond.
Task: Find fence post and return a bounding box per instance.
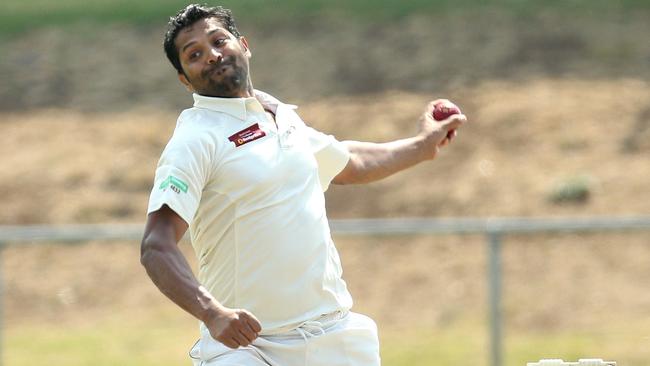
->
[488,231,503,366]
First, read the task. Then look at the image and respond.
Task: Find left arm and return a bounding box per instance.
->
[332,100,467,185]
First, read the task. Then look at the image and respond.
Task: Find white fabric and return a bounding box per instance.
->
[189,312,380,366]
[147,90,353,334]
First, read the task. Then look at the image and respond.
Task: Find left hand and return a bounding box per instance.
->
[417,99,467,159]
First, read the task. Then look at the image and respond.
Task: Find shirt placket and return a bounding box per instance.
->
[246,101,279,145]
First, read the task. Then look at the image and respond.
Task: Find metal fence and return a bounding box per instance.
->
[2,216,650,366]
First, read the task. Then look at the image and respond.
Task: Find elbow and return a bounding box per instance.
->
[332,155,364,185]
[332,170,368,185]
[140,235,161,269]
[332,171,362,186]
[331,174,352,186]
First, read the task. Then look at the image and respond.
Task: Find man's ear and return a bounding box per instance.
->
[178,72,194,93]
[239,36,251,58]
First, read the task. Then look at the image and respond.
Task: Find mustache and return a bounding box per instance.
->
[202,57,236,79]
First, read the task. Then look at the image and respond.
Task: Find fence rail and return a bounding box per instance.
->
[2,216,650,243]
[2,215,650,366]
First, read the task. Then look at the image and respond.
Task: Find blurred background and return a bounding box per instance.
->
[1,0,649,365]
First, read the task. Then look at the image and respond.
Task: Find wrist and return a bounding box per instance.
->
[197,286,225,323]
[413,134,437,161]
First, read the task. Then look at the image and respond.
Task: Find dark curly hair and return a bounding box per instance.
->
[163,4,241,74]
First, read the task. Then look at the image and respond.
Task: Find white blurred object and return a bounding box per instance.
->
[527,359,616,366]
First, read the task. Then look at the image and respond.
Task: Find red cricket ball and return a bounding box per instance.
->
[432,100,462,121]
[432,100,462,140]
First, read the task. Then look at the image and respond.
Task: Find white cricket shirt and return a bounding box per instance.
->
[147,90,353,333]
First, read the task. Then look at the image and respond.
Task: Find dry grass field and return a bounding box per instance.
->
[3,78,649,225]
[3,78,650,365]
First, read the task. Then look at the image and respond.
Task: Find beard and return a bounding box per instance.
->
[198,56,249,98]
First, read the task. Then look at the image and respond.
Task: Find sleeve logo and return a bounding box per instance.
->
[159,175,189,194]
[228,123,266,147]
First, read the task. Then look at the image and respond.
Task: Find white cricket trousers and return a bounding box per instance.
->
[189,311,381,366]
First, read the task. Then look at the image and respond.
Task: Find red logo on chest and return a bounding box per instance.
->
[228,123,267,147]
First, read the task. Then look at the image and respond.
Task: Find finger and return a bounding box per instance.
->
[242,312,263,333]
[222,337,239,349]
[235,316,257,342]
[233,332,251,347]
[238,326,256,343]
[425,100,445,116]
[439,138,449,147]
[441,114,467,129]
[243,320,259,339]
[446,114,467,123]
[216,329,238,348]
[427,99,449,110]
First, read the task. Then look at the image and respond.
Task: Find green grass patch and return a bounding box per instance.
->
[5,309,199,366]
[508,331,606,366]
[548,175,594,204]
[380,325,487,366]
[7,313,649,366]
[382,327,647,366]
[506,328,650,366]
[1,0,648,36]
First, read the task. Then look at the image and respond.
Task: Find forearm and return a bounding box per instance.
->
[140,206,261,348]
[335,136,430,184]
[141,235,221,322]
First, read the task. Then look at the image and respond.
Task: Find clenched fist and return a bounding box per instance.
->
[205,307,263,349]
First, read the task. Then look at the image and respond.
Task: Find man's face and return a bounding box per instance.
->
[175,17,251,98]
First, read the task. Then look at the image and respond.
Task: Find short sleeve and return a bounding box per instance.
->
[147,128,211,225]
[304,126,350,192]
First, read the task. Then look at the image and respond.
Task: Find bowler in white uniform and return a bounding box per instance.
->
[141,4,467,365]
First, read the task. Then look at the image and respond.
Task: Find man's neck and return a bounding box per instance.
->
[241,76,255,98]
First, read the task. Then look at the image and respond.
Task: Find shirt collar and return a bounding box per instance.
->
[192,90,296,121]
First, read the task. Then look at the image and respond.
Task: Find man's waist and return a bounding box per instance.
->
[198,307,350,337]
[260,309,349,336]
